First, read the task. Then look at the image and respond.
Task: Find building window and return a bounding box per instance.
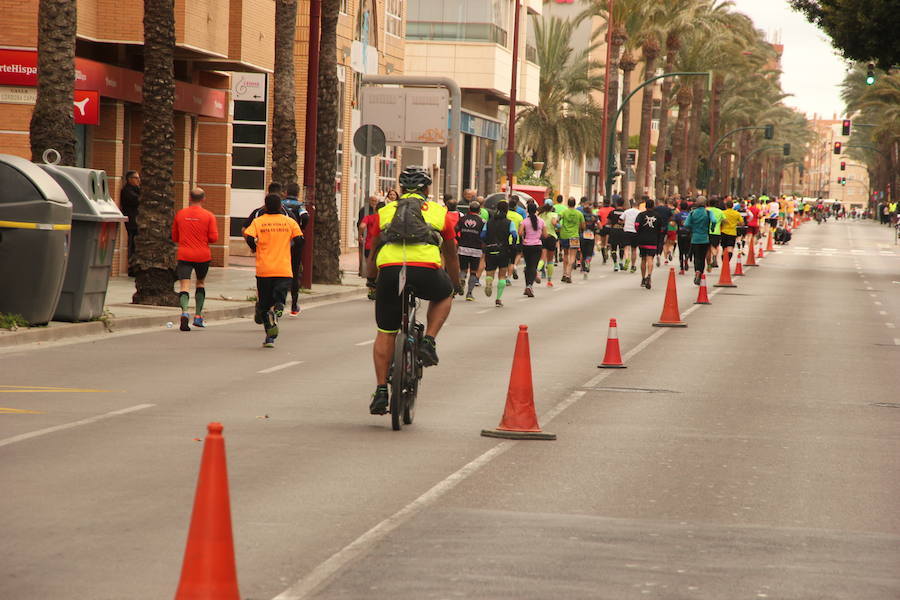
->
[407,0,508,45]
[651,98,661,120]
[386,0,404,38]
[378,146,399,195]
[337,66,346,182]
[339,0,348,15]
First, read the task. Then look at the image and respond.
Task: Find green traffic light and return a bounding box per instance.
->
[865,75,876,85]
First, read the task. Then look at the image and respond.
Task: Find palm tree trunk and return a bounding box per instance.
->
[133,0,177,306]
[634,38,659,199]
[653,36,679,199]
[672,85,691,196]
[272,0,299,186]
[30,0,77,166]
[685,78,704,194]
[619,50,636,198]
[604,27,626,187]
[312,0,341,284]
[707,73,724,194]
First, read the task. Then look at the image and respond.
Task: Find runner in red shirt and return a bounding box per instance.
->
[746,197,761,248]
[172,188,218,331]
[596,200,614,264]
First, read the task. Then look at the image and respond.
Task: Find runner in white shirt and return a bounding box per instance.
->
[767,199,780,234]
[622,201,641,273]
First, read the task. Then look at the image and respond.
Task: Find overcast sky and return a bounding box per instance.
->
[731,0,848,120]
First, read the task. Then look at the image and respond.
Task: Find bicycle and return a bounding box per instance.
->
[387,283,424,431]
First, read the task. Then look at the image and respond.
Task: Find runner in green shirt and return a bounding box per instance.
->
[706,198,724,269]
[558,197,585,283]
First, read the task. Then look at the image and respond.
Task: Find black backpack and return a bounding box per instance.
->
[381,193,442,247]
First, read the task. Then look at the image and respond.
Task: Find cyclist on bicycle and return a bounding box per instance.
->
[365,166,461,416]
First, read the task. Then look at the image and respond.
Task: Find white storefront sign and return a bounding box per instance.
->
[361,87,449,147]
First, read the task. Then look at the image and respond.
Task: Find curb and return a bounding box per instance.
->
[0,287,367,349]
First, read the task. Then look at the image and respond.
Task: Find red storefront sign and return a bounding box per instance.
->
[0,49,226,119]
[74,90,100,125]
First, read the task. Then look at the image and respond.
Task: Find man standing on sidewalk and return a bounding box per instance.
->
[120,171,141,276]
[172,188,218,331]
[243,194,303,348]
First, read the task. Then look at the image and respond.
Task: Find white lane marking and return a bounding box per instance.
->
[887,323,895,329]
[866,286,873,290]
[863,280,870,284]
[880,311,888,315]
[257,361,303,374]
[870,294,877,298]
[0,404,155,449]
[354,339,375,346]
[476,309,492,314]
[874,301,883,306]
[272,390,586,600]
[895,338,900,346]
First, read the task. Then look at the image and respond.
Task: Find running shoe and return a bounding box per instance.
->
[265,310,279,338]
[640,276,647,288]
[263,336,275,348]
[290,302,300,316]
[506,278,512,286]
[418,335,439,367]
[693,272,702,285]
[547,281,554,287]
[484,276,493,297]
[465,293,475,302]
[512,269,519,280]
[613,264,619,272]
[495,299,503,307]
[367,288,377,301]
[524,287,534,297]
[474,279,481,287]
[192,316,205,328]
[369,386,389,415]
[180,312,191,331]
[655,256,661,267]
[630,265,636,273]
[623,258,630,271]
[646,277,652,290]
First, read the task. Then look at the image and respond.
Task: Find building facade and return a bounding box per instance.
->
[804,114,869,208]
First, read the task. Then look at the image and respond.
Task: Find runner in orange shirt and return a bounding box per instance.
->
[172,188,218,331]
[243,194,303,347]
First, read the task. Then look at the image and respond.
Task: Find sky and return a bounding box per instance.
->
[730,0,848,120]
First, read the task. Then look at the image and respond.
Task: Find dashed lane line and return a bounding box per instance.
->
[354,339,375,346]
[257,361,304,374]
[887,323,895,329]
[0,404,155,449]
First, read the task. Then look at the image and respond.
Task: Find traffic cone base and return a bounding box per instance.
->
[653,268,688,327]
[746,243,759,267]
[715,251,737,288]
[598,318,627,368]
[734,256,745,277]
[481,325,555,441]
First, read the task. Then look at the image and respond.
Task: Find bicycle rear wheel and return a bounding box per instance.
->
[390,334,406,431]
[403,323,424,425]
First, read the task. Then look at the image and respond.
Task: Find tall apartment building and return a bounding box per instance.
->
[404,0,541,199]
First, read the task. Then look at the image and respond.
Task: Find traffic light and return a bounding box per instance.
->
[833,141,842,154]
[840,161,846,171]
[836,177,841,184]
[866,63,876,85]
[782,143,791,156]
[841,177,847,186]
[764,124,774,139]
[842,119,851,135]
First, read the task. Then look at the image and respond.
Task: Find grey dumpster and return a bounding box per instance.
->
[0,154,72,325]
[39,165,127,321]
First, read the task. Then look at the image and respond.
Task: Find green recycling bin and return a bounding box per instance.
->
[39,165,127,322]
[0,154,72,325]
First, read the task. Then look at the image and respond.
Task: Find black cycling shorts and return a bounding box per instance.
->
[639,246,658,258]
[623,231,638,247]
[459,254,480,273]
[484,249,510,272]
[375,266,453,333]
[580,238,595,257]
[708,234,721,248]
[542,236,558,251]
[721,233,737,248]
[176,260,210,281]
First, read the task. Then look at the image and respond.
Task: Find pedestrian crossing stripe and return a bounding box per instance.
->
[0,385,119,393]
[0,407,44,414]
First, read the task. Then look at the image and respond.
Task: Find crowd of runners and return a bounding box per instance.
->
[430,190,805,299]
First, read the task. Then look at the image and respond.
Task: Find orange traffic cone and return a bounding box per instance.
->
[715,251,737,288]
[482,325,556,440]
[746,242,758,266]
[757,242,765,259]
[598,318,626,368]
[694,273,712,304]
[653,268,687,328]
[766,228,775,252]
[734,252,745,276]
[175,423,240,600]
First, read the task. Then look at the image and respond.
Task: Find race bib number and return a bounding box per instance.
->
[569,237,580,246]
[582,231,595,240]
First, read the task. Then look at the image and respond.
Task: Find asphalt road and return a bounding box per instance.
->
[1,219,898,599]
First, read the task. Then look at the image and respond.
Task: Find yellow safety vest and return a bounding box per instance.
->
[376,193,448,268]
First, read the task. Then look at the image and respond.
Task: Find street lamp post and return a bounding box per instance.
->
[605,71,710,201]
[505,0,523,199]
[737,144,781,196]
[707,124,772,195]
[598,0,614,202]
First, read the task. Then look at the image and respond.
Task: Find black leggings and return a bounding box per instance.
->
[677,234,692,270]
[522,244,543,286]
[692,243,710,274]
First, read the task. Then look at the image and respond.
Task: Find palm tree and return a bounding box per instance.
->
[29,0,76,166]
[670,84,692,195]
[618,48,638,193]
[272,0,299,186]
[516,16,603,182]
[312,0,341,284]
[133,0,177,305]
[633,13,665,197]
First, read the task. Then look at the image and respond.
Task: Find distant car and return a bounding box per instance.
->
[478,191,537,216]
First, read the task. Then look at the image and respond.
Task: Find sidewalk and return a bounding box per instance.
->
[0,251,368,348]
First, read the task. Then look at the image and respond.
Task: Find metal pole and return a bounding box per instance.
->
[598,0,614,200]
[605,71,709,200]
[505,0,523,198]
[300,0,322,289]
[362,75,462,201]
[737,144,780,196]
